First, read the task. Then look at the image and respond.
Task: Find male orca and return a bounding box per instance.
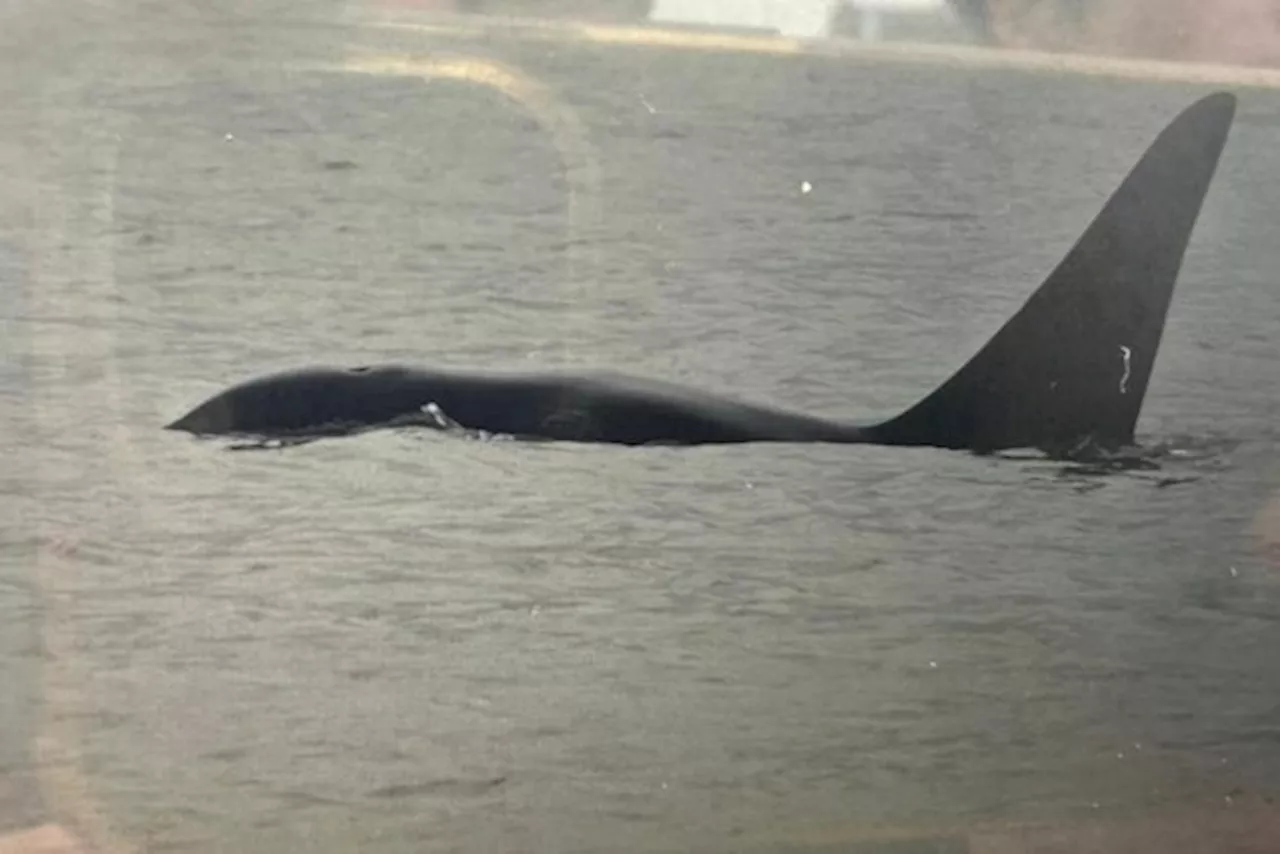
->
[167,93,1237,457]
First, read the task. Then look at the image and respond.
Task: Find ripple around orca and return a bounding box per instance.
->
[167,94,1239,464]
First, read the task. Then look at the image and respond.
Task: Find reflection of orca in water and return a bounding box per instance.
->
[168,93,1236,457]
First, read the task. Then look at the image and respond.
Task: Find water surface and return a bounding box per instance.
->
[3,11,1280,853]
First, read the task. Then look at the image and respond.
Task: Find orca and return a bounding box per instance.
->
[166,92,1237,457]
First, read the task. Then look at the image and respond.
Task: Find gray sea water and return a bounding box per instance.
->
[2,6,1280,853]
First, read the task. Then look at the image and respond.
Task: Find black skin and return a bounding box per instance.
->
[165,365,873,446]
[167,94,1238,458]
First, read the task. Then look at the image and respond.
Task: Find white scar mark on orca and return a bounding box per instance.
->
[1119,345,1133,394]
[422,402,462,430]
[418,403,514,442]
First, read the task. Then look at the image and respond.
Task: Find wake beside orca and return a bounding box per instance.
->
[166,93,1238,457]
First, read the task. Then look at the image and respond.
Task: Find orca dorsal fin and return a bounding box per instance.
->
[868,92,1237,455]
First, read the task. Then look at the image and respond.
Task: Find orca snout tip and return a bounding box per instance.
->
[165,398,231,435]
[164,411,200,433]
